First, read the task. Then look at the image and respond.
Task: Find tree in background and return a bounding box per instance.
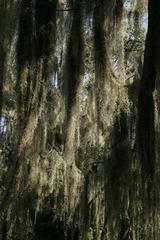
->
[0,0,160,239]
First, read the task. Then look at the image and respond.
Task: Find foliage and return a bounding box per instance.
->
[0,0,160,240]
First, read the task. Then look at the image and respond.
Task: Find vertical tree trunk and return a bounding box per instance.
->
[138,0,160,238]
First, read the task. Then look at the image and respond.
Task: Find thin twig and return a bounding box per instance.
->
[56,8,79,12]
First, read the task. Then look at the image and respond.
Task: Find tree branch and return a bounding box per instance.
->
[56,8,79,12]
